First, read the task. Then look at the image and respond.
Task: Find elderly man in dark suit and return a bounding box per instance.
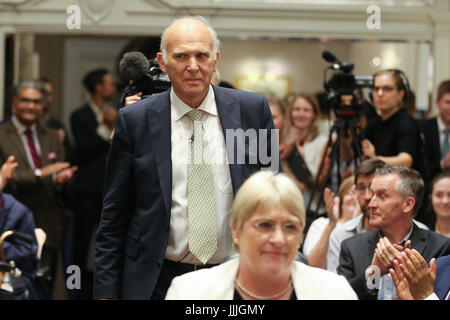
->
[0,81,77,298]
[94,16,279,300]
[337,166,450,300]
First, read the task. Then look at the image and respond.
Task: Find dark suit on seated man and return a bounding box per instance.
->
[434,254,450,300]
[0,192,38,283]
[94,16,279,300]
[337,166,450,300]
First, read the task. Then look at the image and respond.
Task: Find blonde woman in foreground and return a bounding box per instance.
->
[165,171,357,300]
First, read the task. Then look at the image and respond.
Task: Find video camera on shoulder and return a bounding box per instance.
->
[119,51,171,105]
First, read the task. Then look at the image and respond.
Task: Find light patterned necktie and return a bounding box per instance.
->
[186,109,217,264]
[442,129,450,160]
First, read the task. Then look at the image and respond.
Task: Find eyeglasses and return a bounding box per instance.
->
[355,185,370,192]
[373,86,396,93]
[19,97,42,105]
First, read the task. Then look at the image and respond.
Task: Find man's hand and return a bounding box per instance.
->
[40,162,71,178]
[341,186,360,221]
[125,92,142,107]
[362,139,376,159]
[1,155,19,190]
[56,166,78,185]
[396,249,436,300]
[371,237,411,275]
[103,108,118,131]
[389,259,414,300]
[56,128,66,144]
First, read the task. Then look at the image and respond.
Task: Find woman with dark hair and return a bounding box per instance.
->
[430,170,450,237]
[362,70,425,177]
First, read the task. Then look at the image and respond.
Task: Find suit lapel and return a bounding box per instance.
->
[367,230,381,267]
[36,125,51,166]
[148,91,172,216]
[432,118,441,159]
[3,121,31,170]
[409,223,426,254]
[213,86,242,194]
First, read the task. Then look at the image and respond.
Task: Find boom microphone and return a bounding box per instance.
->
[322,51,338,63]
[119,51,150,82]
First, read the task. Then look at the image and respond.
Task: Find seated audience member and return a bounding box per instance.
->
[268,98,288,159]
[0,157,38,289]
[303,176,359,269]
[362,70,426,179]
[429,170,450,237]
[327,159,385,273]
[390,250,450,300]
[421,80,450,180]
[337,166,450,300]
[283,93,328,191]
[327,161,430,274]
[165,172,357,300]
[282,93,330,226]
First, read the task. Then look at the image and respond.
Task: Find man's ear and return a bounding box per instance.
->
[403,196,416,214]
[213,52,220,72]
[11,97,18,115]
[399,89,405,102]
[156,52,167,73]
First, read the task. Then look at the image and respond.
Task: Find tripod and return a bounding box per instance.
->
[305,117,364,224]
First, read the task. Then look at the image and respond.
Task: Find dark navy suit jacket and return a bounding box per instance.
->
[94,86,279,299]
[0,192,38,282]
[70,104,111,194]
[420,117,441,180]
[434,254,450,300]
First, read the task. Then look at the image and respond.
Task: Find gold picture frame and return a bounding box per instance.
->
[234,75,292,99]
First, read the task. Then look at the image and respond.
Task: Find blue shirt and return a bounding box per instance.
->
[377,225,414,300]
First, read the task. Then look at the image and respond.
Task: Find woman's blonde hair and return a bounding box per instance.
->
[338,175,355,218]
[268,97,289,144]
[229,171,306,252]
[286,93,321,142]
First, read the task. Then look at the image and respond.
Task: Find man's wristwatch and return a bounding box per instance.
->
[34,169,42,178]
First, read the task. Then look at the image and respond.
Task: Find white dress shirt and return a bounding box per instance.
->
[89,101,112,141]
[165,85,234,264]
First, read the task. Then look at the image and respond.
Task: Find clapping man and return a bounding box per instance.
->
[337,166,450,299]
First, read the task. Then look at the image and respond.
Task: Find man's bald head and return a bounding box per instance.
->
[160,16,220,64]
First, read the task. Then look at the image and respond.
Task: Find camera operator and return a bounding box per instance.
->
[362,70,426,180]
